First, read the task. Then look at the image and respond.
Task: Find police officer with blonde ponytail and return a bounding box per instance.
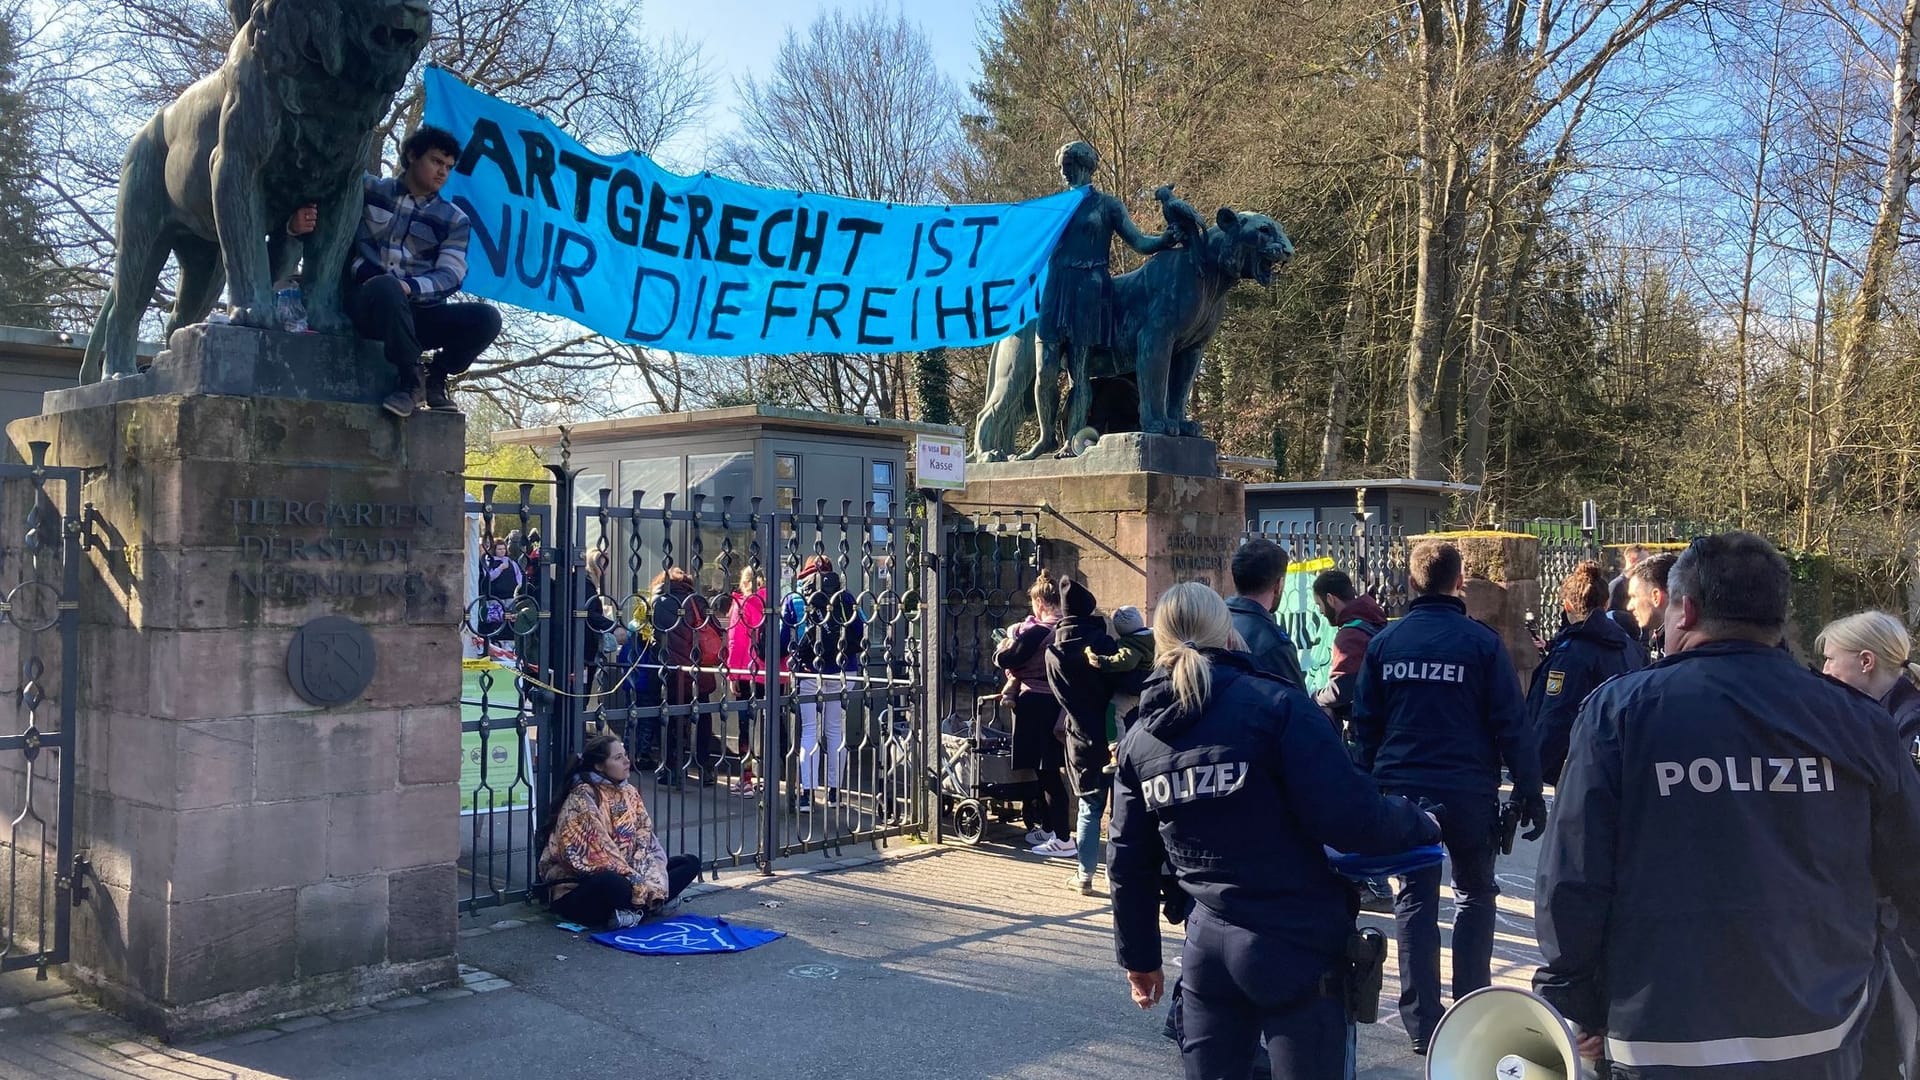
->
[1536,533,1920,1078]
[1820,610,1920,765]
[1819,609,1920,1079]
[1109,582,1439,1079]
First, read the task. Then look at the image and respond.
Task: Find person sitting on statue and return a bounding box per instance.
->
[1024,141,1179,460]
[289,126,502,419]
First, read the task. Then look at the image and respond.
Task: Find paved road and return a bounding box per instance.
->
[0,834,1547,1079]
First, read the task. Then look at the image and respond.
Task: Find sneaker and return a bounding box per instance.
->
[1025,828,1054,846]
[1068,872,1095,895]
[796,793,813,814]
[610,909,645,929]
[825,788,840,808]
[381,389,418,418]
[424,372,460,412]
[1032,837,1078,857]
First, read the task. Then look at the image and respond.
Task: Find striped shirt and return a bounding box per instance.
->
[351,175,470,302]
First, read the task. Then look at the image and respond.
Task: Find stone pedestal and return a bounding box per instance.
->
[1414,531,1543,687]
[958,434,1243,615]
[9,333,465,1039]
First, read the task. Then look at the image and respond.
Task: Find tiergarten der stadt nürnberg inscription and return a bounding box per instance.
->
[229,496,438,600]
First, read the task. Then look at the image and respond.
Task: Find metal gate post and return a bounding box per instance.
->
[542,453,580,813]
[920,495,944,843]
[757,508,782,874]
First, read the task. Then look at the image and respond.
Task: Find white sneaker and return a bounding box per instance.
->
[1033,837,1078,857]
[1025,828,1054,846]
[1067,872,1095,895]
[610,909,645,929]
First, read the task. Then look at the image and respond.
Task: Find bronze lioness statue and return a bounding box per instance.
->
[970,207,1294,462]
[80,0,431,383]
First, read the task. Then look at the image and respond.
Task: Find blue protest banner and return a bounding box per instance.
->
[422,67,1081,356]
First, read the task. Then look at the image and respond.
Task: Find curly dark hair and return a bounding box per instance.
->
[401,125,462,168]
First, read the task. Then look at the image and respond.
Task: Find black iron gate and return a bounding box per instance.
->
[455,455,935,913]
[0,443,83,975]
[930,510,1039,845]
[562,491,931,873]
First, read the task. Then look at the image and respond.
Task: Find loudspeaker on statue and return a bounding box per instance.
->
[1425,985,1597,1080]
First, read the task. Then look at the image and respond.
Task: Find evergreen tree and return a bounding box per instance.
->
[0,15,52,329]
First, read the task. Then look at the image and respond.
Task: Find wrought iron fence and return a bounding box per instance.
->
[458,478,562,915]
[0,443,83,976]
[930,511,1039,845]
[457,451,937,914]
[565,492,929,875]
[1245,520,1411,618]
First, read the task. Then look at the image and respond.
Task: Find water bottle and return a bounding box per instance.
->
[274,282,308,333]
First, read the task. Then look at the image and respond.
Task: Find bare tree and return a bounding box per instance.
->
[710,7,961,421]
[18,0,711,426]
[1819,0,1920,513]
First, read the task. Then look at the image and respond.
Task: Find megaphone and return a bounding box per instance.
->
[1425,985,1598,1080]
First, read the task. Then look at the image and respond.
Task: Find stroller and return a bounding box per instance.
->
[934,703,1037,845]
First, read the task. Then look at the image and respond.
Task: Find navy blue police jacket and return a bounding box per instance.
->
[1351,593,1540,800]
[1108,649,1439,989]
[1883,677,1920,770]
[1535,640,1920,1078]
[1527,609,1645,786]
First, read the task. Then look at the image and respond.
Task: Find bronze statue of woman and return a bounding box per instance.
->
[1021,141,1177,460]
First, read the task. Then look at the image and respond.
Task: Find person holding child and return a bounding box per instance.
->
[996,570,1072,853]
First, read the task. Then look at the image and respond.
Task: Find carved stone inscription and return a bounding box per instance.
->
[1168,531,1228,575]
[230,496,438,600]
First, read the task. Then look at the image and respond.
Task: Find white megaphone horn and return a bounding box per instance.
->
[1425,985,1599,1080]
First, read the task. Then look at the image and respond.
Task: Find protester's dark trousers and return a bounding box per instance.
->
[346,274,500,393]
[547,856,700,926]
[1388,787,1499,1044]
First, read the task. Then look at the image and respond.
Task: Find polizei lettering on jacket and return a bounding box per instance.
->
[1380,660,1468,684]
[1654,756,1838,797]
[1141,762,1250,811]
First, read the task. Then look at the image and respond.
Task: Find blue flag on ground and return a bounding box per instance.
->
[591,914,786,956]
[421,66,1081,356]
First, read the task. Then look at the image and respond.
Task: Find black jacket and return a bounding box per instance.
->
[1109,650,1438,992]
[780,569,865,674]
[1534,640,1920,1077]
[1527,610,1646,785]
[1352,594,1539,800]
[1883,679,1920,767]
[1226,594,1304,688]
[1047,612,1117,794]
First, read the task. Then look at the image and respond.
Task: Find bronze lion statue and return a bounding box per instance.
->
[969,207,1294,461]
[80,0,431,383]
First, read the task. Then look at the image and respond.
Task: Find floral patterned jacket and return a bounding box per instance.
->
[537,776,669,910]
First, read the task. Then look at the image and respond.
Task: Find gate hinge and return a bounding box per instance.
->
[62,854,91,906]
[921,552,939,571]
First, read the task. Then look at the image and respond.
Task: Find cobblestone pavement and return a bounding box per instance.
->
[0,836,1546,1079]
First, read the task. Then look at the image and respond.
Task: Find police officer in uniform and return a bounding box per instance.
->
[1536,533,1920,1078]
[1529,561,1645,786]
[1351,540,1544,1053]
[1110,583,1439,1080]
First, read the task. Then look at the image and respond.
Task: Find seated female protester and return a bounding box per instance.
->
[1528,560,1645,786]
[537,733,700,929]
[1109,582,1440,1080]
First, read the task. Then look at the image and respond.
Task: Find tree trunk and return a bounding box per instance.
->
[1320,213,1383,478]
[1405,3,1456,481]
[1821,0,1920,509]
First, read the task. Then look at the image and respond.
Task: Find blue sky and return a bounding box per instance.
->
[645,0,989,160]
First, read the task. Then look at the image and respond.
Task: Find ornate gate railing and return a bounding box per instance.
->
[0,443,83,975]
[455,460,934,912]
